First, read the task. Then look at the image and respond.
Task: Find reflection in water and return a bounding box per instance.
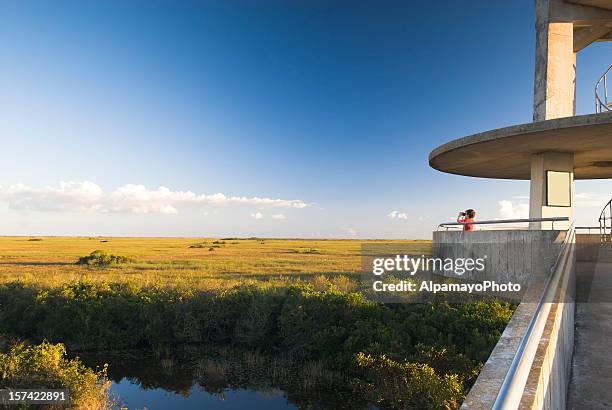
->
[112,380,296,410]
[78,346,374,409]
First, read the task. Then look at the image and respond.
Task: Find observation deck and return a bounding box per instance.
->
[427,1,612,408]
[429,112,612,180]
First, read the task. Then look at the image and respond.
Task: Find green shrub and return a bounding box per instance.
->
[76,250,133,266]
[0,281,514,406]
[355,353,462,409]
[278,286,368,363]
[409,344,481,387]
[0,282,513,359]
[0,341,110,409]
[292,248,321,254]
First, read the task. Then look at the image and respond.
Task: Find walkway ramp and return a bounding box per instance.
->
[569,244,612,409]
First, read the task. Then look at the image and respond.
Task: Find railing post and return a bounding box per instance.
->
[595,65,612,113]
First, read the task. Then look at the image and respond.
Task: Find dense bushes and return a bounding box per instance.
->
[355,353,461,409]
[0,281,512,359]
[76,250,133,266]
[0,341,110,409]
[0,281,513,408]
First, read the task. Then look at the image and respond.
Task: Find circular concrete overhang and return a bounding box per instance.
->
[429,112,612,180]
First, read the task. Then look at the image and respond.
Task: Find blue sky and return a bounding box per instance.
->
[1,0,611,238]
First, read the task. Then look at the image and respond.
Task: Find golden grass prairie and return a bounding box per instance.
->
[0,236,432,289]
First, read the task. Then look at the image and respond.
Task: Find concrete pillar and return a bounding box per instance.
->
[533,0,576,121]
[531,1,576,230]
[529,152,574,230]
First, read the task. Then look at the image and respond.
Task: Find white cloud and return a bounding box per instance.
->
[251,212,263,219]
[343,227,357,237]
[108,185,190,214]
[159,205,178,215]
[208,194,306,208]
[388,210,408,220]
[271,214,286,219]
[0,181,105,212]
[498,200,529,219]
[498,193,611,213]
[575,192,610,208]
[0,181,308,215]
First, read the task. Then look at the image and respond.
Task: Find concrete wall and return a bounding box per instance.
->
[432,230,564,283]
[576,233,601,261]
[519,238,575,409]
[520,296,575,409]
[446,229,575,410]
[462,301,542,409]
[463,284,575,409]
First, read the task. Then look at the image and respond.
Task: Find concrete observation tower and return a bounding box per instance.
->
[429,2,612,409]
[430,0,612,230]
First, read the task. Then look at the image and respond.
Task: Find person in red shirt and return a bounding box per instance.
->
[457,209,476,231]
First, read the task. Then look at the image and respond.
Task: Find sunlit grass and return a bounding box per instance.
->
[0,236,432,289]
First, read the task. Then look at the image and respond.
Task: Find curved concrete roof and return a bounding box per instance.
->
[429,112,612,180]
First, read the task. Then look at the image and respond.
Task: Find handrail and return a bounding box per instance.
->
[492,224,575,409]
[438,217,569,230]
[599,198,612,243]
[576,226,600,234]
[595,65,612,113]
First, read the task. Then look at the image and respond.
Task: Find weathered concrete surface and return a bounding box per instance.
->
[460,230,574,410]
[568,244,612,409]
[519,276,575,409]
[462,301,541,410]
[433,230,563,283]
[533,0,612,120]
[576,233,601,262]
[533,4,575,122]
[428,112,612,180]
[566,0,612,12]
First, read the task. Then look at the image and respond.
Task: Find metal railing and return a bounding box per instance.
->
[492,224,575,409]
[595,65,612,113]
[438,217,569,231]
[600,199,612,243]
[576,226,601,234]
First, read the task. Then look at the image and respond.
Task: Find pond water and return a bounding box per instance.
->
[79,347,375,410]
[112,379,296,409]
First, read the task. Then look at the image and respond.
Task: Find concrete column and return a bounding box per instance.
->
[534,0,576,121]
[529,152,574,230]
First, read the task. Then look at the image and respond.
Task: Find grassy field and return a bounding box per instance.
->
[0,236,432,288]
[0,236,513,409]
